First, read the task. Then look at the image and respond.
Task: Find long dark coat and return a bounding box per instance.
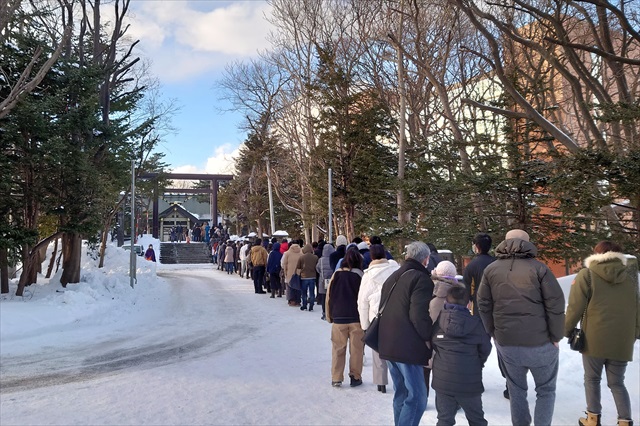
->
[378,258,434,366]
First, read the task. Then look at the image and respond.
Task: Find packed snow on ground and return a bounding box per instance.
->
[0,239,638,426]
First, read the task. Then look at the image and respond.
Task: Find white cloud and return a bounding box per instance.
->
[169,144,240,176]
[127,1,273,82]
[205,144,240,174]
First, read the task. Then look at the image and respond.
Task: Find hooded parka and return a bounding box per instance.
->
[281,244,302,283]
[316,244,335,294]
[431,304,492,396]
[429,276,466,325]
[296,244,318,279]
[565,252,640,361]
[357,259,400,330]
[477,238,565,346]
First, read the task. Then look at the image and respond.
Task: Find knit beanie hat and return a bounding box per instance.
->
[505,229,530,242]
[434,261,457,278]
[357,241,369,251]
[336,235,348,247]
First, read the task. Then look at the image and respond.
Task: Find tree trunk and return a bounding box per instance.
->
[45,237,59,278]
[17,244,38,296]
[15,232,63,295]
[1,248,8,294]
[60,232,82,286]
[395,7,408,227]
[98,213,115,268]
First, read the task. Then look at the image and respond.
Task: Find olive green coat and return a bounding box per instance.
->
[565,252,640,361]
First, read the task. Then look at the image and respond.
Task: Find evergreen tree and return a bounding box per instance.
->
[308,44,396,240]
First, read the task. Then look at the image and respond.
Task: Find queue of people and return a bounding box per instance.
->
[210,230,639,426]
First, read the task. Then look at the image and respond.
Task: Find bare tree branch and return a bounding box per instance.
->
[0,24,72,119]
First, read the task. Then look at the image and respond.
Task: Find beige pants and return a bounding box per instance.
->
[372,350,389,385]
[331,323,365,382]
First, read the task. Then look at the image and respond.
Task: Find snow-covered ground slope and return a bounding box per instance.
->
[1,242,638,425]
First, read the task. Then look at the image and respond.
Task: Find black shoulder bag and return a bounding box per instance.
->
[568,271,591,352]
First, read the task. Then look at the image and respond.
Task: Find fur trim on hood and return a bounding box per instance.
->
[584,251,627,268]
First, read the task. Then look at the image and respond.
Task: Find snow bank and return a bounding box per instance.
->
[0,239,170,346]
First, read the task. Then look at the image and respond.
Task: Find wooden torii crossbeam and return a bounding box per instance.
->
[139,173,233,238]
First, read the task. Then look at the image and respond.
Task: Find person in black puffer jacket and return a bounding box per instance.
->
[432,286,492,426]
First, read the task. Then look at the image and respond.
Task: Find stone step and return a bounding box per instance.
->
[159,242,211,264]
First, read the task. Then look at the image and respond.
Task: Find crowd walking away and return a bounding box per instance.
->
[206,227,639,426]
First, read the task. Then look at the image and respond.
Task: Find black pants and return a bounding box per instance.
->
[269,272,282,291]
[252,266,265,293]
[435,392,487,426]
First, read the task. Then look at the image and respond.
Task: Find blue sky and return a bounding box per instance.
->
[126,0,273,174]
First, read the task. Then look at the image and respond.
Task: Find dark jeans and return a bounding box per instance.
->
[387,361,427,426]
[252,266,265,293]
[301,278,316,307]
[435,392,487,426]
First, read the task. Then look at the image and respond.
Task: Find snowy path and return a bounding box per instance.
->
[1,270,255,394]
[1,266,638,425]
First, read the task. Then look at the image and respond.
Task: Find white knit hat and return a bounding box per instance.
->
[336,235,348,247]
[357,241,369,251]
[505,229,530,242]
[434,261,457,278]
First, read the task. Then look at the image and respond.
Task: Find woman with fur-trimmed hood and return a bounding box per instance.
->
[565,241,640,426]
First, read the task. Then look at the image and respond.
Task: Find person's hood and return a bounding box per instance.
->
[495,238,537,259]
[322,244,335,257]
[366,259,399,279]
[585,252,629,285]
[302,244,313,254]
[368,259,391,269]
[438,304,476,337]
[433,278,463,298]
[272,242,281,252]
[289,244,301,253]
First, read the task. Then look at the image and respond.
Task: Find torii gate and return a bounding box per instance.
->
[139,173,233,238]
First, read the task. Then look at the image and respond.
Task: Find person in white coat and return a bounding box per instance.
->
[357,244,400,393]
[239,241,251,278]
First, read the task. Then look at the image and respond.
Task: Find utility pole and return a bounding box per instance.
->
[130,160,136,288]
[328,168,333,243]
[265,157,276,236]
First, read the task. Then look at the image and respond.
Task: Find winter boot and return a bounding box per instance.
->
[579,412,601,426]
[617,420,633,426]
[309,304,314,311]
[349,374,362,387]
[270,289,276,298]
